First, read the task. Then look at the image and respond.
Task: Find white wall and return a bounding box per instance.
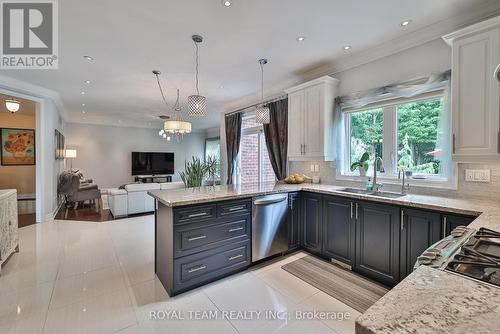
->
[38,99,65,221]
[65,123,207,189]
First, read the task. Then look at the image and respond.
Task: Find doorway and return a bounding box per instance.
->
[0,93,38,227]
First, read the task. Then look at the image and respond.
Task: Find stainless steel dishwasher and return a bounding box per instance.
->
[252,193,289,262]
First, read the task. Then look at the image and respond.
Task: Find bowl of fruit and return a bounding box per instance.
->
[284,174,305,184]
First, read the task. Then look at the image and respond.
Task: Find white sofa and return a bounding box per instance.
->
[108,181,184,217]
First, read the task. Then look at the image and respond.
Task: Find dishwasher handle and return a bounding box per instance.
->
[253,195,288,206]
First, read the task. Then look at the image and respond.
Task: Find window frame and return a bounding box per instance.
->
[204,136,220,162]
[237,112,276,184]
[340,91,453,185]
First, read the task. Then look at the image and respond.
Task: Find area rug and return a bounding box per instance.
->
[282,255,389,313]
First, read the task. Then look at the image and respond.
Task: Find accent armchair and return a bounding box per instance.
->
[58,171,102,211]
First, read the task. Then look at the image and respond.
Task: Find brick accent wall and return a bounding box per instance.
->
[239,116,276,183]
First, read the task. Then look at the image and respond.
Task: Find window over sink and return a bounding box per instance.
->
[342,93,450,183]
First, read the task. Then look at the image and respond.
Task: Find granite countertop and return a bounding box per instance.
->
[0,189,16,200]
[149,182,496,226]
[149,182,500,333]
[355,266,500,334]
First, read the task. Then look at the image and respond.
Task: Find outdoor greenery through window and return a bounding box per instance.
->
[397,98,441,175]
[345,95,446,179]
[350,108,383,174]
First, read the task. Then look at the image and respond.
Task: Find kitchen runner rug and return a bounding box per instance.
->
[282,255,389,313]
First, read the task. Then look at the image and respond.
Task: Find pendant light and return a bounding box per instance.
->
[153,70,192,142]
[255,59,270,124]
[5,98,20,113]
[187,35,208,117]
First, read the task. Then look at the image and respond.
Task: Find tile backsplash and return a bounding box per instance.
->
[289,161,500,200]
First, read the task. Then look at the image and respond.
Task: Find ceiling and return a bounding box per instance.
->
[1,0,499,130]
[0,94,36,116]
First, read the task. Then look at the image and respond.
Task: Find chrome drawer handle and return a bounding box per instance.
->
[228,227,244,232]
[228,254,243,261]
[187,212,208,218]
[188,235,207,241]
[188,265,206,273]
[228,205,245,212]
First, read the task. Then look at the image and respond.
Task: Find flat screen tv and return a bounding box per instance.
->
[131,152,174,175]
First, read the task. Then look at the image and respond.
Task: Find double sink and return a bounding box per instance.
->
[337,188,406,199]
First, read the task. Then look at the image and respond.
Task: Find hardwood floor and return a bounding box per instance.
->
[55,203,152,222]
[18,213,36,228]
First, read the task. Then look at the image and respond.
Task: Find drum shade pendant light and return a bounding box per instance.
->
[5,98,20,113]
[188,35,208,116]
[153,70,192,142]
[255,59,270,124]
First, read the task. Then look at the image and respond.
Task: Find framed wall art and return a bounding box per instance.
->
[1,128,36,166]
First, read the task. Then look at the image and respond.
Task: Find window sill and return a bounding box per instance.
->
[336,173,458,190]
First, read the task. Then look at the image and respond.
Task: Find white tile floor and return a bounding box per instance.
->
[0,215,361,334]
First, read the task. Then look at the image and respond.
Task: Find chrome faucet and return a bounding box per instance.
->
[372,156,385,192]
[398,168,410,195]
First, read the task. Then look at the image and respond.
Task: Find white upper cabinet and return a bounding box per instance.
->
[443,16,500,162]
[285,76,339,161]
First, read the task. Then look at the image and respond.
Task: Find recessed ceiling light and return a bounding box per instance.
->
[83,55,94,61]
[400,20,411,27]
[84,80,91,84]
[219,85,224,89]
[296,36,306,42]
[81,103,85,107]
[222,0,231,7]
[343,45,351,50]
[80,91,85,95]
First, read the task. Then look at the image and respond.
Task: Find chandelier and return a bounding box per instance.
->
[5,98,20,113]
[187,35,208,116]
[153,70,192,142]
[255,59,270,124]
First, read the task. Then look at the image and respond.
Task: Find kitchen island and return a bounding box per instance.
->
[149,182,500,332]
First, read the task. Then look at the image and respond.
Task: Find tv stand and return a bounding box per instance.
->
[134,175,172,183]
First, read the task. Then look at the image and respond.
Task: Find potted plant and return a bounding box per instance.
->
[179,157,209,188]
[350,152,370,176]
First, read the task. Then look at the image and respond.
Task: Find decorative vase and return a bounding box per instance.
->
[358,166,367,177]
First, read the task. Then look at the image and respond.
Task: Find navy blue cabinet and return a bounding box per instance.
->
[354,201,401,286]
[156,198,251,296]
[442,214,475,237]
[322,196,355,267]
[288,192,301,250]
[302,192,322,253]
[400,208,441,279]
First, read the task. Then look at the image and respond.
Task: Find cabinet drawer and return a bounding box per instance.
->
[173,240,250,293]
[174,216,250,257]
[174,205,216,224]
[217,200,251,218]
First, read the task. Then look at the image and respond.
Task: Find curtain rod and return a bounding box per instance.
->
[225,94,288,117]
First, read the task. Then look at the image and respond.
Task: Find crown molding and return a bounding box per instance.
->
[442,14,500,45]
[284,76,339,94]
[220,1,500,114]
[302,2,500,78]
[0,74,68,121]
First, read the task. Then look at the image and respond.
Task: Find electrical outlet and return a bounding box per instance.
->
[465,169,490,183]
[310,164,315,172]
[314,164,320,172]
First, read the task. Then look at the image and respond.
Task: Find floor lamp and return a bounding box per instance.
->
[65,149,77,171]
